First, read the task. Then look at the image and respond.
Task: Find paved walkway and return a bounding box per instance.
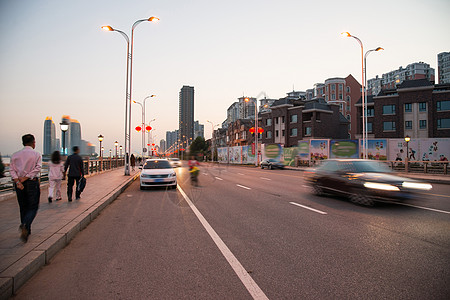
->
[0,168,139,299]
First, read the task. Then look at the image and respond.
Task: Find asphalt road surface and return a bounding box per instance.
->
[14,164,450,299]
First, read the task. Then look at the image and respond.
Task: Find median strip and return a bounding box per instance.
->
[289,202,327,215]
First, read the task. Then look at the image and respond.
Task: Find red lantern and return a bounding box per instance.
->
[152,143,155,146]
[249,127,255,134]
[258,127,264,134]
[146,126,152,132]
[135,126,142,132]
[147,143,150,146]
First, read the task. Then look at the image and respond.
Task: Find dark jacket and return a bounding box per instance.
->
[64,153,84,177]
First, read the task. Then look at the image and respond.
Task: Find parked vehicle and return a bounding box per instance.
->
[260,159,285,170]
[140,159,177,190]
[168,157,182,168]
[304,159,432,206]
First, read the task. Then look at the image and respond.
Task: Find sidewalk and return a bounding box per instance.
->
[0,168,139,299]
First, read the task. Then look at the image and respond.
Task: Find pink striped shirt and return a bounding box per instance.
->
[10,146,42,180]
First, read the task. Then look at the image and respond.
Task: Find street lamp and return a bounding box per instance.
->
[60,120,69,156]
[109,149,112,158]
[244,97,259,167]
[364,46,384,157]
[98,134,104,171]
[101,147,104,157]
[115,141,119,158]
[207,120,219,162]
[119,145,123,158]
[102,16,159,176]
[341,31,366,159]
[405,135,410,172]
[133,95,156,157]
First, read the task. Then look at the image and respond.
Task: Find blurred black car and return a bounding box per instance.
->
[260,159,285,170]
[304,159,432,206]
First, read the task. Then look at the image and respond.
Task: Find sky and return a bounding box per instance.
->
[1,0,449,156]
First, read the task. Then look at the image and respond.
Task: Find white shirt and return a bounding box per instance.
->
[10,146,42,180]
[49,162,65,180]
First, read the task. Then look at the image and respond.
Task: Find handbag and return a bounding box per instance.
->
[77,176,87,193]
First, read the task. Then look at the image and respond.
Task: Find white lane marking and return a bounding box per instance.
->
[260,177,271,181]
[392,202,450,214]
[302,185,309,188]
[237,184,251,190]
[238,173,245,176]
[177,185,268,300]
[203,173,208,176]
[215,177,223,181]
[289,202,328,215]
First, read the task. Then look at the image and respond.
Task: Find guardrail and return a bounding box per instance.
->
[0,157,125,194]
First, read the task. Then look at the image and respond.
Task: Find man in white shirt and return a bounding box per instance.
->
[10,134,42,242]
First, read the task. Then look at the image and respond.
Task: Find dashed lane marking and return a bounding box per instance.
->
[260,177,271,181]
[392,202,450,214]
[237,184,251,190]
[289,202,328,215]
[215,177,223,181]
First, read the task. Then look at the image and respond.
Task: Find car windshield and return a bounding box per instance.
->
[340,160,392,173]
[143,160,172,169]
[171,158,180,161]
[268,159,278,162]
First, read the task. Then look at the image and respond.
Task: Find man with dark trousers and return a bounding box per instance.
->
[10,134,42,242]
[64,146,84,202]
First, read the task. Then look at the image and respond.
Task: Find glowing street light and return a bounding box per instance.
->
[244,97,260,167]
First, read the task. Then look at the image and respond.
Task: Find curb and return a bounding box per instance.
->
[0,173,139,300]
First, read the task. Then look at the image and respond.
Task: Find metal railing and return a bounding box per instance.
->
[0,158,125,194]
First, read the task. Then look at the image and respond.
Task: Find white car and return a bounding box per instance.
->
[168,157,182,168]
[140,159,177,190]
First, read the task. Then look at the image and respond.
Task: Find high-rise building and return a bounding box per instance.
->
[69,119,82,153]
[194,121,204,139]
[367,62,435,95]
[160,139,166,153]
[438,52,450,84]
[179,85,195,145]
[165,130,179,152]
[43,117,56,156]
[226,96,256,125]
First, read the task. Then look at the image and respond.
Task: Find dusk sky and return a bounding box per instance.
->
[1,0,449,156]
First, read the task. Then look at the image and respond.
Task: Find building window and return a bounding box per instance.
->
[367,107,374,117]
[382,105,396,115]
[266,131,272,138]
[383,121,396,131]
[346,95,351,102]
[346,114,350,121]
[346,86,350,93]
[331,84,336,91]
[325,95,329,101]
[419,120,427,129]
[405,103,412,112]
[282,130,285,137]
[281,116,285,123]
[339,93,343,100]
[290,128,298,137]
[437,118,450,129]
[339,84,343,91]
[304,127,311,136]
[266,118,272,126]
[331,94,336,100]
[437,101,450,111]
[275,117,279,125]
[367,122,373,133]
[419,102,427,112]
[405,120,412,129]
[290,114,297,123]
[275,130,279,137]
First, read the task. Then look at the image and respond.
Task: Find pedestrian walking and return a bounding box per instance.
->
[130,154,136,171]
[10,134,42,242]
[48,151,65,202]
[64,146,84,202]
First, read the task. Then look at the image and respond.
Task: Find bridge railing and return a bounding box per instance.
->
[0,158,125,194]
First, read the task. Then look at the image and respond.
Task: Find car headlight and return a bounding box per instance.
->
[402,182,432,190]
[141,174,150,178]
[168,172,176,178]
[364,182,400,191]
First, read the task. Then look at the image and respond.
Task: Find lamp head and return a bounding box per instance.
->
[341,32,351,37]
[244,97,250,102]
[149,17,160,22]
[375,47,384,51]
[98,134,104,142]
[115,141,118,147]
[101,25,114,31]
[405,136,411,143]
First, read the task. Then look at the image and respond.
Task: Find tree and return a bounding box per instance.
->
[189,137,208,160]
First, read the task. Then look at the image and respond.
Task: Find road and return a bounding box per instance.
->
[14,164,450,299]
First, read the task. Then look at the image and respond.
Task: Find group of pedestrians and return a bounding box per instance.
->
[9,134,86,243]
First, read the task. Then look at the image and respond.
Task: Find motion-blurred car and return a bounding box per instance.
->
[140,159,177,190]
[168,157,182,168]
[304,159,432,206]
[260,159,285,170]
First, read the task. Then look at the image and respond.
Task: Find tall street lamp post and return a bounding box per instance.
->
[60,120,69,156]
[119,145,123,158]
[102,16,159,176]
[341,32,366,159]
[244,98,259,167]
[364,47,384,156]
[133,95,155,157]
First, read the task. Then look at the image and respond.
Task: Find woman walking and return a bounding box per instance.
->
[48,151,65,202]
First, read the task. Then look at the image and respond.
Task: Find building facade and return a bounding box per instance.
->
[194,121,204,139]
[179,85,195,145]
[356,79,450,139]
[43,117,57,156]
[367,62,435,95]
[438,52,450,84]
